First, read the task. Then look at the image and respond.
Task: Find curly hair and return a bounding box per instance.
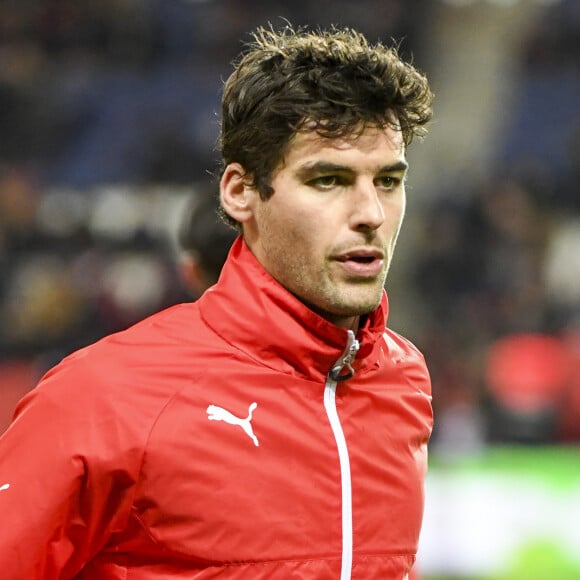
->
[220,24,434,226]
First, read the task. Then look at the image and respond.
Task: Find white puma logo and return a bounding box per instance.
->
[0,483,9,492]
[206,402,259,447]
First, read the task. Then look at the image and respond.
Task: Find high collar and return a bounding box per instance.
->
[198,237,389,383]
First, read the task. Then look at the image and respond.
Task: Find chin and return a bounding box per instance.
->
[332,298,383,317]
[305,284,383,319]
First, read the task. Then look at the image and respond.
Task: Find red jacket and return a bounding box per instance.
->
[0,238,433,579]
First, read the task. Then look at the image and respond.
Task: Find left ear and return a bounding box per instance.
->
[220,163,256,224]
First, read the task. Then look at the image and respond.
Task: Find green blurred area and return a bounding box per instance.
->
[421,446,580,580]
[430,446,580,490]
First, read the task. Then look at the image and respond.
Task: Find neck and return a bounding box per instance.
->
[323,313,361,330]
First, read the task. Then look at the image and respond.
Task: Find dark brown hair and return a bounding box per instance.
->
[220,24,434,226]
[178,188,238,284]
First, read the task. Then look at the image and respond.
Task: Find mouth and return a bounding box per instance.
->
[334,249,384,263]
[341,255,375,264]
[332,248,385,277]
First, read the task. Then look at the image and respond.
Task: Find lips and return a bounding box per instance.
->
[333,248,385,277]
[334,248,384,263]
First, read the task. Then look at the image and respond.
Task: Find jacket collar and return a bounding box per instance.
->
[198,237,388,383]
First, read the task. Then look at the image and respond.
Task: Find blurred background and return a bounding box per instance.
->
[0,0,579,577]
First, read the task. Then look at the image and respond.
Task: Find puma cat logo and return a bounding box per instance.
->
[206,402,259,447]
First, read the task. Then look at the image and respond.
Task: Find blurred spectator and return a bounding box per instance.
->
[484,333,573,444]
[543,217,580,326]
[521,0,580,74]
[177,186,238,298]
[557,327,580,442]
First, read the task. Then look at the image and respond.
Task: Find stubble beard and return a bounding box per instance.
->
[297,261,388,322]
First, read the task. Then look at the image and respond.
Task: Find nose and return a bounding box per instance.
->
[349,180,385,232]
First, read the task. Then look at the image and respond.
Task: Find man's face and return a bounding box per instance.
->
[240,125,408,328]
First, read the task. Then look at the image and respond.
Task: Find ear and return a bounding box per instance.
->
[220,163,256,224]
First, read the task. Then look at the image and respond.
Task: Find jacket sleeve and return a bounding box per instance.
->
[0,357,143,578]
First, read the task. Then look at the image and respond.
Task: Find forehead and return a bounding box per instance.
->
[281,125,406,168]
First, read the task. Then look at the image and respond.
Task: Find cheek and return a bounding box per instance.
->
[259,210,310,264]
[281,224,318,261]
[270,202,319,242]
[383,196,406,231]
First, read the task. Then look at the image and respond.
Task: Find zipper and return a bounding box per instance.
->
[324,329,360,580]
[329,330,360,382]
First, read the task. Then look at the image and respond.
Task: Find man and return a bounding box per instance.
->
[176,187,238,298]
[0,25,434,578]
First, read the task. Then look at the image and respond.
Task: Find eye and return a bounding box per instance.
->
[309,175,345,190]
[375,175,402,190]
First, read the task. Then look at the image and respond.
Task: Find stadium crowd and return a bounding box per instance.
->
[1,0,579,445]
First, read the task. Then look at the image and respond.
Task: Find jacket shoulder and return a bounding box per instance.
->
[382,327,431,396]
[383,327,426,362]
[22,302,204,429]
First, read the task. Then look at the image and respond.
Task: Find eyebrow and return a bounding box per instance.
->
[296,160,409,178]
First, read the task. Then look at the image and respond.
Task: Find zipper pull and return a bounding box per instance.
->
[329,329,360,382]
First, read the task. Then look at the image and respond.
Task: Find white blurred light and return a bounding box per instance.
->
[101,253,167,315]
[89,185,144,241]
[544,218,580,306]
[36,189,89,237]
